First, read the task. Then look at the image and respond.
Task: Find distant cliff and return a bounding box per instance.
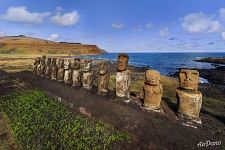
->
[0,35,106,55]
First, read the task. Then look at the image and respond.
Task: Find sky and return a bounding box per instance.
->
[0,0,225,52]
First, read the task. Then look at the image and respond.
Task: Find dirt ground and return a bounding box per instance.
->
[0,70,222,150]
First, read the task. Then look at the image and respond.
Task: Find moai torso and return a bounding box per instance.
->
[176,89,202,119]
[40,56,46,77]
[64,59,72,84]
[116,54,131,100]
[98,61,109,95]
[116,70,131,98]
[72,58,81,87]
[176,69,202,122]
[82,60,93,90]
[143,70,163,110]
[33,57,40,75]
[57,59,64,82]
[44,58,51,78]
[51,58,57,80]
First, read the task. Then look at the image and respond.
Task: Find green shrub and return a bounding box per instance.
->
[0,90,129,150]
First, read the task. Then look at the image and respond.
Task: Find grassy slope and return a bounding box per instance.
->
[0,90,129,149]
[0,112,17,149]
[0,36,104,55]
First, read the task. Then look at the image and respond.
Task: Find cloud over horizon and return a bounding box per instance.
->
[50,11,80,26]
[0,6,50,24]
[159,27,169,37]
[181,12,222,33]
[47,33,60,41]
[220,32,225,40]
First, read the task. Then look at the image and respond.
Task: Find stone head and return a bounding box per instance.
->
[64,59,71,69]
[117,54,129,72]
[41,55,46,65]
[83,60,92,72]
[179,69,199,90]
[46,58,51,66]
[51,58,57,66]
[145,70,160,85]
[99,61,107,75]
[34,57,41,65]
[58,59,64,68]
[73,58,81,70]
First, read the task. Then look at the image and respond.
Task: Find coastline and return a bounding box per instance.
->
[0,54,224,149]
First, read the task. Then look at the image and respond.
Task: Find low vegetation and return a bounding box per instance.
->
[0,90,129,149]
[0,112,17,149]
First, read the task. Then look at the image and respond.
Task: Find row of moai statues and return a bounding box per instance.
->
[33,54,202,124]
[33,56,109,95]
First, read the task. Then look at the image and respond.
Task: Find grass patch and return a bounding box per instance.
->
[0,90,129,149]
[108,74,179,99]
[108,74,225,120]
[0,112,17,149]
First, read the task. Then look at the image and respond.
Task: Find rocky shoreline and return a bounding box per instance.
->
[194,56,225,64]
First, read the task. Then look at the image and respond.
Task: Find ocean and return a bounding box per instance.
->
[77,52,225,76]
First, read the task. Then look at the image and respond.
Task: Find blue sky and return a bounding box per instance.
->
[0,0,225,52]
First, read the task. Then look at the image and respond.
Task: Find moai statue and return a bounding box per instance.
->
[176,69,202,124]
[57,59,64,82]
[142,70,163,111]
[33,57,40,75]
[81,60,93,90]
[97,61,109,95]
[116,54,131,102]
[44,58,51,78]
[64,59,72,84]
[72,58,82,87]
[38,55,46,77]
[50,58,57,80]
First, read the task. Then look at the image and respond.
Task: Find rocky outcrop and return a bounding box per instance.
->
[194,57,225,64]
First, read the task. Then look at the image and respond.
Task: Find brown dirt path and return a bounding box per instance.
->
[8,71,224,150]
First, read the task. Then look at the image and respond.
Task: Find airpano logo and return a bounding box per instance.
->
[197,140,221,148]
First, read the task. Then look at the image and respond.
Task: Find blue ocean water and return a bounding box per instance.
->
[77,52,225,75]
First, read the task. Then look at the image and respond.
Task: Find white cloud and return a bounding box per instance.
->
[48,33,60,41]
[181,12,222,33]
[111,23,124,29]
[159,27,169,37]
[220,32,225,40]
[132,28,142,32]
[56,6,63,13]
[0,6,50,24]
[146,23,153,29]
[0,32,6,37]
[50,11,80,26]
[219,8,225,20]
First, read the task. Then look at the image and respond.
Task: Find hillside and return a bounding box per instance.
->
[0,35,106,55]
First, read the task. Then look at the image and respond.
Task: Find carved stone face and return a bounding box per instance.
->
[179,69,199,90]
[145,70,160,86]
[73,58,81,70]
[64,59,71,69]
[117,54,128,71]
[41,56,46,65]
[99,61,107,75]
[34,57,40,65]
[58,59,64,68]
[46,58,51,66]
[83,60,92,72]
[51,58,57,66]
